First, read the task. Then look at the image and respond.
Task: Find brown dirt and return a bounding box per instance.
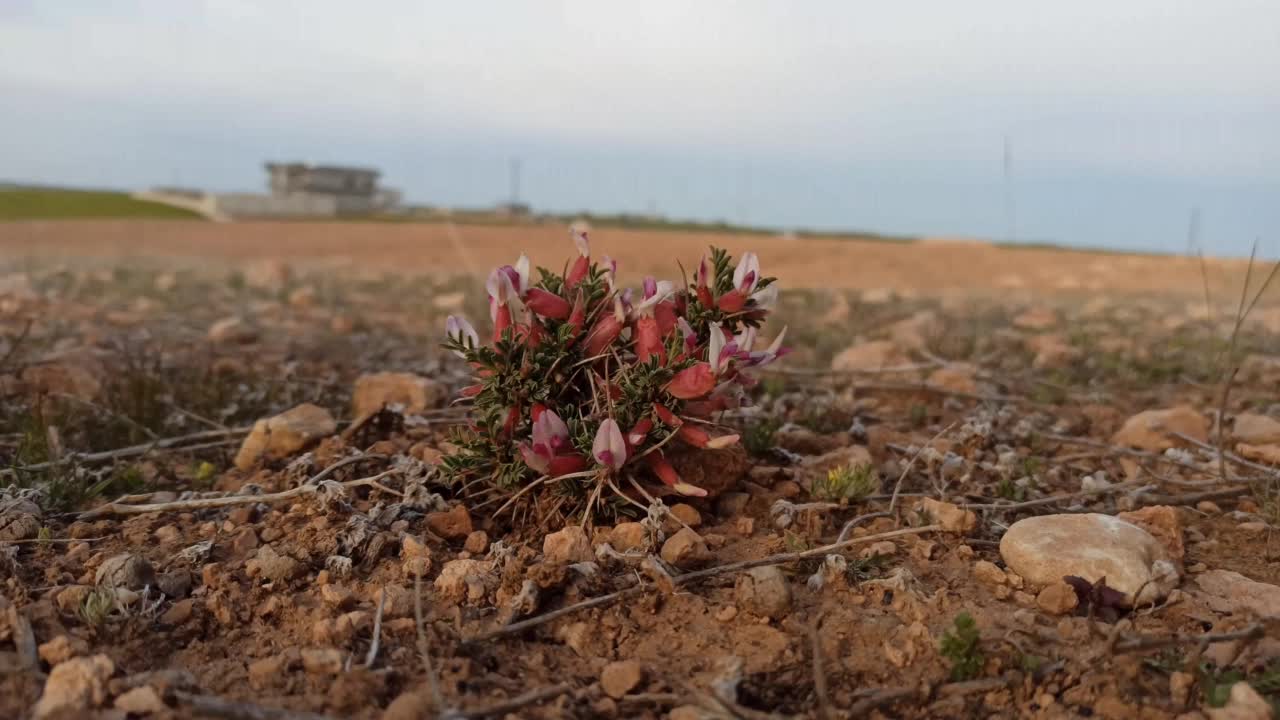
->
[0,219,1260,295]
[0,255,1278,719]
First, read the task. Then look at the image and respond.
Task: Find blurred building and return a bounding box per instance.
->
[139,162,401,220]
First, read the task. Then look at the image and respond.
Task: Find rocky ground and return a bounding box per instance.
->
[1,258,1279,719]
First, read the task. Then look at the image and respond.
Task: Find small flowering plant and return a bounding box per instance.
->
[441,231,787,515]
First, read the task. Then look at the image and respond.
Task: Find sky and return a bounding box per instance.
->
[1,1,1277,256]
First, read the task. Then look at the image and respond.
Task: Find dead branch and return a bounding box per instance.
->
[77,468,401,520]
[810,618,832,720]
[172,691,335,720]
[459,683,576,718]
[414,569,448,713]
[889,422,957,513]
[4,426,253,475]
[363,587,386,669]
[1170,430,1280,478]
[963,480,1151,511]
[1112,622,1266,655]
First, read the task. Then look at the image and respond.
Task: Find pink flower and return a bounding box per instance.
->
[592,418,627,471]
[707,323,737,375]
[566,230,591,288]
[486,268,516,339]
[444,315,479,357]
[519,409,584,476]
[733,252,760,294]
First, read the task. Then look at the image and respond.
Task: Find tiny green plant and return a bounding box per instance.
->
[940,612,984,681]
[78,588,116,628]
[439,233,788,518]
[741,416,782,456]
[811,463,877,503]
[36,526,52,545]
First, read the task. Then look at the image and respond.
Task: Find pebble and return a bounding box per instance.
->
[608,522,649,552]
[38,635,89,666]
[301,648,344,675]
[1112,406,1208,451]
[973,561,1007,587]
[320,584,354,610]
[426,505,473,540]
[246,546,303,583]
[234,404,336,470]
[381,691,436,720]
[1036,581,1079,615]
[95,554,156,591]
[669,503,703,528]
[600,660,645,698]
[1196,501,1222,514]
[860,540,897,559]
[463,530,489,554]
[114,685,166,714]
[160,599,195,625]
[999,513,1178,606]
[918,498,977,533]
[32,654,114,719]
[543,526,593,564]
[734,566,792,619]
[660,528,710,569]
[351,372,444,418]
[1196,569,1280,617]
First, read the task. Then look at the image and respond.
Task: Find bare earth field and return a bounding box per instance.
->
[0,223,1279,719]
[0,219,1262,296]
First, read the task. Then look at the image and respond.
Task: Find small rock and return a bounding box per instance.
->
[927,364,979,394]
[734,566,792,619]
[0,512,40,541]
[246,546,303,583]
[382,691,436,720]
[1014,307,1059,330]
[1112,406,1209,451]
[32,654,114,719]
[463,531,489,554]
[228,527,259,558]
[716,605,738,622]
[321,584,354,610]
[21,362,102,402]
[38,635,89,666]
[153,525,181,544]
[426,505,473,540]
[434,559,494,603]
[600,659,645,699]
[288,286,317,308]
[543,526,593,565]
[918,497,977,533]
[669,503,703,528]
[1236,443,1280,465]
[1169,671,1195,708]
[1117,505,1185,561]
[1026,334,1080,369]
[670,706,703,720]
[830,340,909,372]
[227,506,256,525]
[1196,570,1280,617]
[95,553,156,590]
[376,585,414,619]
[157,570,192,599]
[301,648,343,675]
[114,685,166,715]
[1207,682,1273,720]
[973,561,1007,587]
[234,403,336,470]
[1239,521,1269,534]
[660,528,710,569]
[999,513,1178,606]
[1197,501,1222,514]
[160,599,194,625]
[1036,581,1080,615]
[207,316,257,344]
[1233,413,1280,444]
[860,540,897,558]
[608,522,649,552]
[715,492,751,517]
[352,372,444,418]
[248,654,290,690]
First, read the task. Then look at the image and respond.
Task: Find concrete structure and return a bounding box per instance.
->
[141,162,400,220]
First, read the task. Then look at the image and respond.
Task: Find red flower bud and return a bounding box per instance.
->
[584,312,624,356]
[716,289,747,312]
[652,403,682,427]
[547,453,588,476]
[566,255,590,289]
[633,316,666,364]
[567,290,586,339]
[525,288,571,320]
[665,363,716,399]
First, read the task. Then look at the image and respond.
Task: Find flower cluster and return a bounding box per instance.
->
[441,231,787,502]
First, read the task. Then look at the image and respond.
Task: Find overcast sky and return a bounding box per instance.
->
[2,1,1277,255]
